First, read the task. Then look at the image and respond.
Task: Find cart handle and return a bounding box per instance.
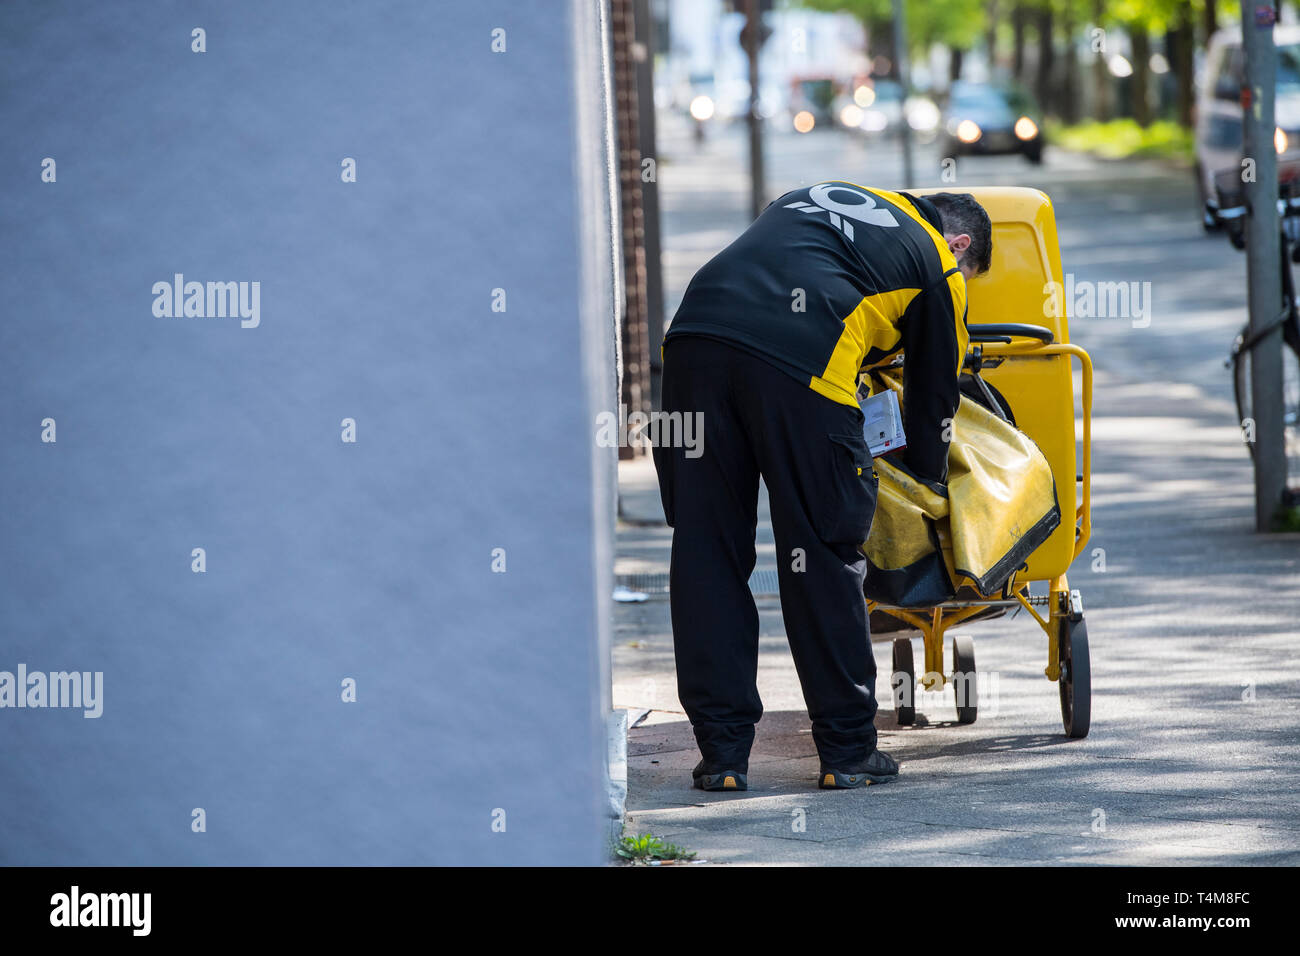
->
[967,323,1055,344]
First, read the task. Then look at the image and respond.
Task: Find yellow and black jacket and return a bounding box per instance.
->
[664,181,969,484]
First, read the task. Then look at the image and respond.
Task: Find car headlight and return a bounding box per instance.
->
[840,104,864,128]
[861,109,888,132]
[956,119,982,144]
[1014,116,1039,141]
[793,110,815,133]
[907,99,940,132]
[1276,126,1289,155]
[689,95,714,121]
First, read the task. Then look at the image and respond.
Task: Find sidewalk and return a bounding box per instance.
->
[610,125,1300,865]
[614,389,1300,865]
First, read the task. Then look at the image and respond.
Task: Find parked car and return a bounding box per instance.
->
[939,81,1044,163]
[1196,25,1300,231]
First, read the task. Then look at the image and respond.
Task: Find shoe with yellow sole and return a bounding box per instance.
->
[818,749,899,788]
[692,760,747,792]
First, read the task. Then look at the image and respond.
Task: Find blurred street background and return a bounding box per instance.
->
[609,0,1300,864]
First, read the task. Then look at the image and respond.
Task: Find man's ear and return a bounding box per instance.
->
[947,232,972,256]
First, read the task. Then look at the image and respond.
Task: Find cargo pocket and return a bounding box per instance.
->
[813,433,878,545]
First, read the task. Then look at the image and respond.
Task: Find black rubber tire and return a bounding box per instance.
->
[1233,323,1251,456]
[892,637,916,726]
[952,634,977,724]
[1234,322,1300,485]
[1059,616,1092,738]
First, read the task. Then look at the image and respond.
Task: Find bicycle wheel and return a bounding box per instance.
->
[1234,323,1253,455]
[1234,324,1300,493]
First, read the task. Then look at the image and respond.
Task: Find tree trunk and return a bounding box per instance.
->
[1062,6,1079,123]
[1174,2,1194,127]
[1131,25,1152,126]
[1203,0,1218,42]
[1162,27,1175,121]
[866,16,892,75]
[1093,0,1111,121]
[885,15,902,79]
[985,0,999,72]
[1035,6,1055,116]
[1013,5,1027,81]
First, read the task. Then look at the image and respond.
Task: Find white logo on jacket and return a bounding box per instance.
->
[784,182,899,240]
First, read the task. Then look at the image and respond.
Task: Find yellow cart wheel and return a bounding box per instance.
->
[891,637,916,726]
[952,635,977,724]
[1058,616,1091,739]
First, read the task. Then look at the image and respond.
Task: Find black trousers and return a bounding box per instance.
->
[652,335,880,771]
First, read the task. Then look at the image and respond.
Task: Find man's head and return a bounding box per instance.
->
[927,192,993,281]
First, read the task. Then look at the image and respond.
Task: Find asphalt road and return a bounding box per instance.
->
[613,118,1300,865]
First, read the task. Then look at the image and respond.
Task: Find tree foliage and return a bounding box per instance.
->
[797,0,987,53]
[797,0,1224,54]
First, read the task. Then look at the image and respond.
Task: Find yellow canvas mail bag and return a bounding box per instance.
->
[863,371,1060,607]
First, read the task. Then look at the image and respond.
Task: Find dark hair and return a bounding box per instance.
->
[927,192,993,276]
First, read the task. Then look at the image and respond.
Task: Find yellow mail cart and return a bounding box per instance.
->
[863,186,1094,738]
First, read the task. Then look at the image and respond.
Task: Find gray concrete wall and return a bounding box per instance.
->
[0,0,617,865]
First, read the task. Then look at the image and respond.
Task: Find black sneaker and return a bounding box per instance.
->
[818,749,899,789]
[692,759,748,792]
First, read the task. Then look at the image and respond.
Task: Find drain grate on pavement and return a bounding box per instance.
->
[615,569,781,597]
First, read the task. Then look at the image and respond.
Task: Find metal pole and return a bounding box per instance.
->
[744,0,766,219]
[1240,0,1286,530]
[892,0,915,188]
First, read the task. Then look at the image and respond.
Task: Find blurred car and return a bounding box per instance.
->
[835,77,939,145]
[852,77,904,136]
[940,81,1044,163]
[714,78,786,124]
[1195,25,1300,231]
[904,94,942,144]
[788,74,839,132]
